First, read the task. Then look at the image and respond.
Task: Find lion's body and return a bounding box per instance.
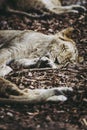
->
[0,0,85,18]
[0,28,77,104]
[0,28,78,76]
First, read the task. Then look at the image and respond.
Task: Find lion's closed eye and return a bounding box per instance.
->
[59,37,66,41]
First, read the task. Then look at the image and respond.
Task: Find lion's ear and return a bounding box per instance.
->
[61,27,74,38]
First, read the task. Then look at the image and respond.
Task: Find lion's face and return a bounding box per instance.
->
[49,28,78,65]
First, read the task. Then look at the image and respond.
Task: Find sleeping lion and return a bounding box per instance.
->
[0,27,78,104]
[0,0,86,18]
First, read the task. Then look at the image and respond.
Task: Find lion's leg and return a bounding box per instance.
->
[0,65,12,77]
[14,56,57,69]
[9,87,73,103]
[52,5,86,14]
[0,77,73,103]
[6,6,49,19]
[46,95,67,102]
[67,4,86,11]
[0,78,72,104]
[36,56,57,68]
[14,58,39,68]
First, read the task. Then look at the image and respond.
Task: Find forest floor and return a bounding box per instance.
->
[0,1,87,130]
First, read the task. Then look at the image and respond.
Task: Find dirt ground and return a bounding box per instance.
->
[0,1,87,130]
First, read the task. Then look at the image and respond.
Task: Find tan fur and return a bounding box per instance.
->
[0,28,77,104]
[1,0,86,18]
[0,77,73,104]
[0,27,78,76]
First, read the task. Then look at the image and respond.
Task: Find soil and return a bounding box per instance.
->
[0,1,87,130]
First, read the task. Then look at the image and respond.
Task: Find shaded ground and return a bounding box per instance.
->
[0,1,87,130]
